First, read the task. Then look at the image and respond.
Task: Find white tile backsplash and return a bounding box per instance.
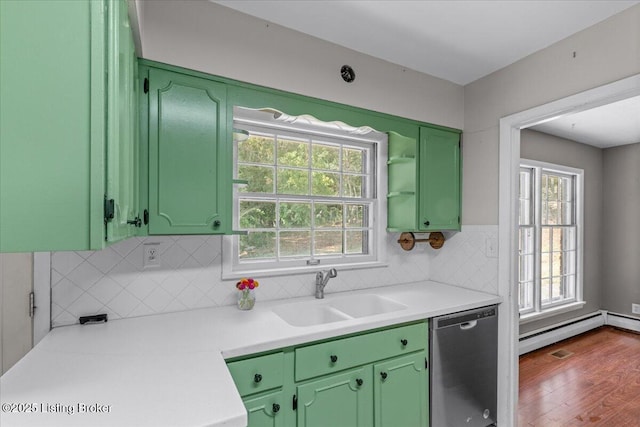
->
[50,226,498,327]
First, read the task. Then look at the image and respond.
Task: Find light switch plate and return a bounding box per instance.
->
[632,303,640,315]
[143,243,161,268]
[485,237,498,258]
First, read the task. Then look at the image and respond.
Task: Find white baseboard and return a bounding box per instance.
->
[605,312,640,333]
[518,312,604,355]
[519,310,640,355]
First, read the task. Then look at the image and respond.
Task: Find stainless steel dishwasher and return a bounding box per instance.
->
[430,305,498,427]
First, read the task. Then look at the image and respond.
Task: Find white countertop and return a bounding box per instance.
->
[0,281,501,427]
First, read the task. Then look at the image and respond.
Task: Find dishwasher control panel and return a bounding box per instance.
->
[436,306,496,328]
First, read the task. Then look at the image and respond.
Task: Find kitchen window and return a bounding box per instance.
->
[223,107,385,277]
[518,160,584,320]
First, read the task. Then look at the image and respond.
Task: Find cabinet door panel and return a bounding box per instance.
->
[418,127,461,231]
[374,352,428,427]
[297,367,373,427]
[106,0,138,243]
[243,391,285,427]
[148,68,227,234]
[0,0,103,251]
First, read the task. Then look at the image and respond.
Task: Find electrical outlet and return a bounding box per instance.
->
[632,304,640,315]
[143,243,161,268]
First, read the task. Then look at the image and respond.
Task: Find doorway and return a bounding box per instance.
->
[497,73,640,425]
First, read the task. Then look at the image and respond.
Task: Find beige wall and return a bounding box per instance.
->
[602,143,640,317]
[463,4,640,224]
[138,0,464,130]
[519,130,603,334]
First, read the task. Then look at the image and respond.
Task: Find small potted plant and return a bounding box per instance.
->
[236,277,259,310]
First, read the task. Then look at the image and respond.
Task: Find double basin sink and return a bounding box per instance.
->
[272,294,407,327]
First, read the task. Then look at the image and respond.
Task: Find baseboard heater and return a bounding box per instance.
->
[519,311,640,355]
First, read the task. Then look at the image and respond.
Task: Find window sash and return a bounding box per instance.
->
[518,161,582,316]
[231,116,379,272]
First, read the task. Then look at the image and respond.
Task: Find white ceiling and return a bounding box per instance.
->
[211,1,640,148]
[213,0,639,85]
[530,96,640,148]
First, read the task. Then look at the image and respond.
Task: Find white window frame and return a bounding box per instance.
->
[519,159,585,322]
[222,109,388,279]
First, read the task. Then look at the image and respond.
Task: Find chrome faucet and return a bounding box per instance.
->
[315,268,337,299]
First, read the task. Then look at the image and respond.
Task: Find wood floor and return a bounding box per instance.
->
[519,326,640,426]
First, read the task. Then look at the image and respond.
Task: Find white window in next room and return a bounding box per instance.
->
[518,160,585,321]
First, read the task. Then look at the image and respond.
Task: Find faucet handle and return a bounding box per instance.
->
[328,268,337,278]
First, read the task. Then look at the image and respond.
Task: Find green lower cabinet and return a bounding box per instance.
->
[243,391,286,427]
[297,366,373,427]
[227,322,429,427]
[374,352,428,427]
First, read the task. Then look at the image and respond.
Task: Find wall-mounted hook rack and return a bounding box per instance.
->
[397,232,445,251]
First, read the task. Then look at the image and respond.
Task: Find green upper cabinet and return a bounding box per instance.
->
[0,0,139,252]
[145,67,230,235]
[387,127,461,232]
[418,126,461,231]
[106,0,140,243]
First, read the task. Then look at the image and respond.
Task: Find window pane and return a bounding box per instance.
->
[544,201,559,225]
[343,148,364,173]
[550,276,562,300]
[563,250,576,275]
[240,232,276,260]
[519,281,534,311]
[343,174,364,198]
[239,201,276,229]
[562,227,576,251]
[346,230,367,254]
[551,251,562,277]
[278,137,308,167]
[312,171,340,196]
[519,170,532,225]
[279,231,311,257]
[311,143,340,170]
[279,202,311,228]
[519,199,531,225]
[277,168,309,195]
[346,205,366,228]
[541,278,551,304]
[238,165,274,193]
[541,253,550,279]
[561,202,573,224]
[314,231,342,255]
[314,204,343,228]
[238,134,275,164]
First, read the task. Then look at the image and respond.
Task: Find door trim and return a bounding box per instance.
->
[498,73,640,426]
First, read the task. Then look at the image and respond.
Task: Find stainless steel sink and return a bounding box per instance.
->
[272,293,407,326]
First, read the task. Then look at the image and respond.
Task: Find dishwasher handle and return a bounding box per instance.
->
[459,320,478,330]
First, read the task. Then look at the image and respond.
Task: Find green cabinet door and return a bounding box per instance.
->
[147,68,229,235]
[106,0,139,243]
[297,366,373,427]
[243,390,286,427]
[0,0,138,252]
[374,352,428,427]
[418,127,461,231]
